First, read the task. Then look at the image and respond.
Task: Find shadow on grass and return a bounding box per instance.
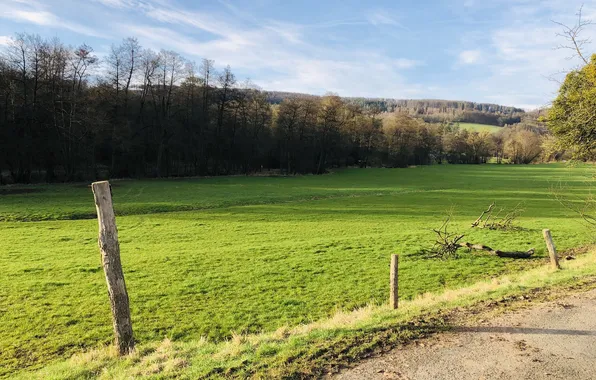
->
[209,321,453,379]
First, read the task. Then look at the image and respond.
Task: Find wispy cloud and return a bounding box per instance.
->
[92,0,136,8]
[367,11,398,26]
[143,7,235,37]
[448,0,596,107]
[304,19,368,29]
[458,50,482,64]
[112,1,424,98]
[366,9,409,30]
[1,0,106,37]
[0,36,11,46]
[394,58,423,69]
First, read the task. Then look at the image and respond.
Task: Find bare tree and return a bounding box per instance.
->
[553,5,593,66]
[137,48,158,123]
[121,38,140,105]
[214,65,236,174]
[105,37,141,175]
[152,50,185,177]
[276,98,302,173]
[63,44,97,179]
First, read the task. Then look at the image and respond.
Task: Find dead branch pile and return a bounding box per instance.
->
[471,202,524,230]
[430,216,465,260]
[430,216,534,260]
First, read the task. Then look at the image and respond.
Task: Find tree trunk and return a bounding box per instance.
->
[458,242,535,258]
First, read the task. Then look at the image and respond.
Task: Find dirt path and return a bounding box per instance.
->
[335,288,596,380]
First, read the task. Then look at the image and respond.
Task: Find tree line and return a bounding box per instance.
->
[0,33,545,184]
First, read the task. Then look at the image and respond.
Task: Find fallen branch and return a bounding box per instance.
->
[471,202,495,227]
[458,242,535,259]
[471,202,525,230]
[431,213,533,260]
[431,216,465,259]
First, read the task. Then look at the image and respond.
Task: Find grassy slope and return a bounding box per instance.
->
[1,164,594,377]
[457,123,502,133]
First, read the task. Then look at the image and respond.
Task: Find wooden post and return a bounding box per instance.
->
[92,181,135,355]
[390,254,399,309]
[543,229,561,270]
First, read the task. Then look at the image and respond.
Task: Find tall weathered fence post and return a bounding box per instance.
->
[542,229,561,270]
[390,254,399,309]
[92,181,135,355]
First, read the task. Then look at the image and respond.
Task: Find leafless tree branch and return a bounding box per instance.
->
[552,5,593,66]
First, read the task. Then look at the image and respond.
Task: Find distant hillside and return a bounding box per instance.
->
[265,91,525,127]
[266,91,319,103]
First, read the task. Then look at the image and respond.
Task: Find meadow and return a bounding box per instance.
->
[1,164,594,377]
[457,123,503,133]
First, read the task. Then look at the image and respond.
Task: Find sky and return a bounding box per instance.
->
[1,0,595,110]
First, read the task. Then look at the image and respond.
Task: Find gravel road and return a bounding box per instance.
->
[335,288,596,380]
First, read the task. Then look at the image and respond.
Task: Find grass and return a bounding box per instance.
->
[18,250,596,379]
[1,164,594,377]
[456,123,503,133]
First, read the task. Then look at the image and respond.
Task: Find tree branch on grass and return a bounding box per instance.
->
[471,202,495,227]
[430,214,534,260]
[430,215,465,260]
[471,202,525,230]
[457,242,535,259]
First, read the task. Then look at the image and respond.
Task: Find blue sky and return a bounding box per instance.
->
[1,0,595,109]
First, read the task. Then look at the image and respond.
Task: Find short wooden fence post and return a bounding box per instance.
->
[390,254,399,309]
[92,181,135,355]
[543,229,561,270]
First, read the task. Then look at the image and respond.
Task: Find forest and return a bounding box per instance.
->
[0,33,549,184]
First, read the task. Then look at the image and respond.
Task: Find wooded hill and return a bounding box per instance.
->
[267,92,525,126]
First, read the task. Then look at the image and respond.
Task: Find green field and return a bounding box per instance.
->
[457,123,503,133]
[1,164,594,377]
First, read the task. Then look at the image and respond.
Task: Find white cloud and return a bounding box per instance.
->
[120,2,423,99]
[255,58,423,98]
[393,58,422,69]
[143,7,236,38]
[93,0,135,8]
[7,9,55,25]
[438,0,596,106]
[0,2,106,38]
[454,6,596,107]
[0,36,11,46]
[0,0,425,101]
[458,50,482,64]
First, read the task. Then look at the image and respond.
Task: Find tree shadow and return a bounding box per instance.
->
[454,326,596,336]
